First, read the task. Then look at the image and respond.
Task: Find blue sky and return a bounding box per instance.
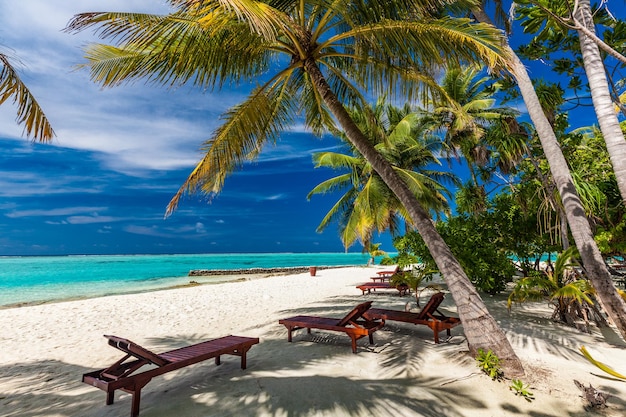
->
[0,1,609,256]
[0,0,398,256]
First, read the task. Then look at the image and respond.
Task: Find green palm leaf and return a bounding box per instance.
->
[0,53,54,141]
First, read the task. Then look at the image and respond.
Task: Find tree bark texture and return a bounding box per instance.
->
[575,0,626,206]
[472,7,626,341]
[304,58,525,377]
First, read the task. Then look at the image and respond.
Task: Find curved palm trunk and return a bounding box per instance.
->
[303,58,524,376]
[575,0,626,205]
[472,7,626,340]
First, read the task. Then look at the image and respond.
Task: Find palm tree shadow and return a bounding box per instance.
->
[0,294,599,417]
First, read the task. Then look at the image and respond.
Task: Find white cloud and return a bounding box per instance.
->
[195,222,206,233]
[67,215,119,224]
[123,223,212,239]
[0,0,250,173]
[5,206,108,218]
[264,194,285,201]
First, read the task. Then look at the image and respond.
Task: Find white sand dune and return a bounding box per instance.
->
[1,266,625,416]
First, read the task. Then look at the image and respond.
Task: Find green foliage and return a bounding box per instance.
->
[363,242,387,265]
[0,51,55,141]
[66,2,510,216]
[508,247,598,328]
[510,379,535,401]
[308,100,455,250]
[476,348,503,381]
[390,265,438,307]
[379,256,397,266]
[394,209,518,294]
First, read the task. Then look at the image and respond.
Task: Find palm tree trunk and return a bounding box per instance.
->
[575,0,626,205]
[303,57,524,377]
[528,153,570,249]
[472,7,626,341]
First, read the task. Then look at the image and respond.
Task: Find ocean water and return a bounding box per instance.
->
[0,253,374,308]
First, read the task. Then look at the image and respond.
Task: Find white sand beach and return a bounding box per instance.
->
[1,266,625,416]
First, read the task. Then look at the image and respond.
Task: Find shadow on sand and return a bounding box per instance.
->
[0,295,609,417]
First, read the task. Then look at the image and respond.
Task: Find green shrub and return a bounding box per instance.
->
[476,348,503,381]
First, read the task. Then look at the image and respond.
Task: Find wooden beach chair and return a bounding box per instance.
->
[82,334,259,417]
[357,281,410,296]
[363,292,461,343]
[371,265,400,281]
[278,301,385,353]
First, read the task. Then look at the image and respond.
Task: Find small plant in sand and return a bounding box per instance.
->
[390,265,439,307]
[510,379,534,401]
[476,348,503,381]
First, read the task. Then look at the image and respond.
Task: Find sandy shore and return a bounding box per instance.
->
[1,266,625,416]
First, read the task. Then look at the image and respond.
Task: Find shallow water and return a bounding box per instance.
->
[0,252,375,307]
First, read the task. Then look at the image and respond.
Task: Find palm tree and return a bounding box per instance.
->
[67,0,524,375]
[472,3,626,343]
[363,242,386,266]
[0,49,54,141]
[428,65,528,211]
[308,101,455,249]
[515,0,626,211]
[573,0,626,205]
[508,247,599,329]
[431,66,524,179]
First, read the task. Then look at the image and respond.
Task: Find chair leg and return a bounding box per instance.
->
[240,348,249,369]
[130,389,141,417]
[351,337,357,354]
[127,378,151,417]
[215,356,221,366]
[368,334,374,345]
[106,391,115,405]
[286,327,293,342]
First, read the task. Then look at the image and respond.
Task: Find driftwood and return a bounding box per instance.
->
[574,380,610,410]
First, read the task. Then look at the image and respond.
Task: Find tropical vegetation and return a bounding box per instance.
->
[65,0,626,376]
[67,0,527,375]
[308,100,455,250]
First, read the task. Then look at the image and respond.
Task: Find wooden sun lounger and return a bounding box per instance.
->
[357,282,410,296]
[278,301,385,353]
[363,292,461,343]
[370,275,391,283]
[371,265,400,280]
[82,334,259,417]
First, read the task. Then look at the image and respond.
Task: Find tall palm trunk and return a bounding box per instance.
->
[473,7,626,340]
[303,58,524,376]
[575,0,626,205]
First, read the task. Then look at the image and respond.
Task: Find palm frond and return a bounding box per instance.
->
[314,188,359,234]
[73,12,272,89]
[551,281,594,306]
[580,346,626,380]
[166,73,297,215]
[307,173,352,199]
[0,53,54,141]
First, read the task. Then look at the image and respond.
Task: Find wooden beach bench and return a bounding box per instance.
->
[363,292,461,343]
[82,334,259,417]
[370,265,400,281]
[357,282,410,296]
[278,301,385,353]
[370,275,391,283]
